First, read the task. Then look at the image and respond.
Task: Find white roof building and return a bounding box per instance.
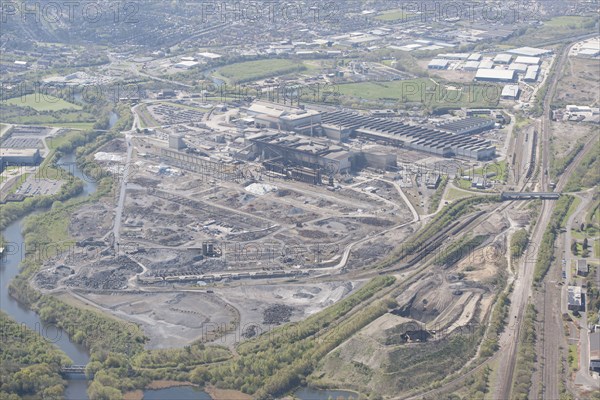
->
[501,85,520,99]
[508,63,528,73]
[514,56,541,65]
[475,69,516,82]
[493,54,513,64]
[464,61,480,71]
[507,47,552,57]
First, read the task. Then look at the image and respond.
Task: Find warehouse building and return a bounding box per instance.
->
[475,69,517,82]
[514,56,541,65]
[479,59,494,69]
[578,48,600,58]
[508,63,528,73]
[501,85,521,100]
[507,47,552,57]
[493,54,513,64]
[321,111,495,160]
[524,65,540,82]
[464,61,480,71]
[436,117,495,135]
[428,59,449,70]
[0,149,42,171]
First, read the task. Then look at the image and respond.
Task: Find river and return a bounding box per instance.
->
[0,113,351,399]
[0,154,96,399]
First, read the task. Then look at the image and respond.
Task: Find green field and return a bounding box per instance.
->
[337,79,500,109]
[217,59,307,83]
[5,94,82,112]
[508,15,598,45]
[375,9,413,21]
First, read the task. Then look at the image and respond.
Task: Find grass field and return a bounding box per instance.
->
[337,79,500,109]
[5,94,82,112]
[217,59,307,83]
[508,15,598,45]
[375,9,413,21]
[43,122,95,130]
[445,187,472,201]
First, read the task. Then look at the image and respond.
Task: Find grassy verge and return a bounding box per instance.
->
[564,140,600,192]
[510,304,537,400]
[533,195,574,284]
[428,176,448,213]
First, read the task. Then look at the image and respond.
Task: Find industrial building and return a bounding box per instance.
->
[578,48,600,58]
[514,56,541,65]
[524,65,540,82]
[501,85,521,100]
[249,132,353,175]
[567,286,584,311]
[428,59,449,70]
[508,63,528,73]
[507,47,552,57]
[493,54,513,64]
[464,61,480,71]
[320,111,496,160]
[479,59,494,69]
[245,101,322,135]
[475,69,517,82]
[0,148,42,171]
[360,145,397,170]
[436,117,495,135]
[174,60,199,69]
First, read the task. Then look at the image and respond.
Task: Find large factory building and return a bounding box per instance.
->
[249,132,353,175]
[245,101,321,135]
[320,112,496,160]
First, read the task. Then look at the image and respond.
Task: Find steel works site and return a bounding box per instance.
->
[0,2,599,400]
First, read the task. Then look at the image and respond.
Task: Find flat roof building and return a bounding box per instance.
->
[464,61,480,71]
[493,54,513,64]
[479,59,494,69]
[501,85,521,100]
[524,65,540,82]
[174,60,200,69]
[246,101,321,133]
[0,148,42,172]
[514,56,541,65]
[507,47,552,57]
[475,69,517,82]
[568,286,584,311]
[578,48,600,57]
[508,63,528,73]
[577,259,589,276]
[428,59,449,69]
